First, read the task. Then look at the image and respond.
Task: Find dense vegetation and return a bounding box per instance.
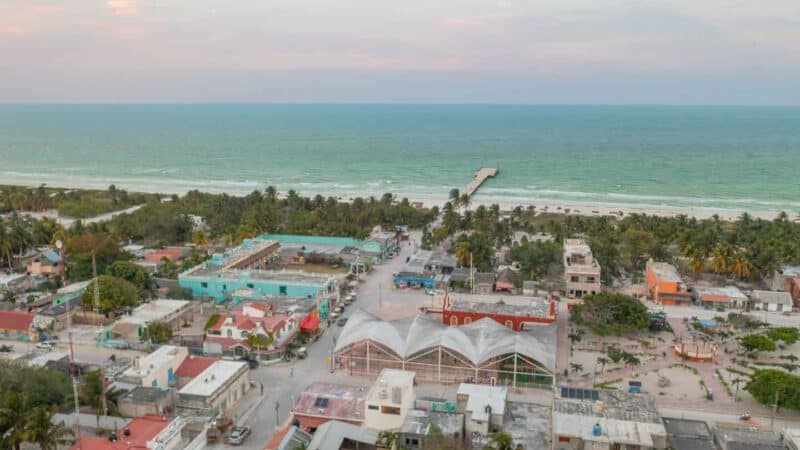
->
[112,188,433,245]
[739,334,777,353]
[746,369,800,411]
[0,184,151,218]
[570,292,651,335]
[0,361,74,450]
[80,275,140,314]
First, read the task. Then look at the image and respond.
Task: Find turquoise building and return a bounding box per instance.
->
[260,232,396,262]
[179,267,336,303]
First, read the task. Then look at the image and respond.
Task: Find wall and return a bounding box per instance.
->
[364,385,415,431]
[137,346,189,388]
[179,275,329,302]
[178,364,251,414]
[442,309,555,330]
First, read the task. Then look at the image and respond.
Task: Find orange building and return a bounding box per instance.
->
[645,260,691,306]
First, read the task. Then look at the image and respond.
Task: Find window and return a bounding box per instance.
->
[226,329,233,337]
[505,320,513,329]
[367,404,379,410]
[450,316,458,326]
[587,277,596,282]
[222,284,227,291]
[314,397,329,408]
[247,283,254,289]
[279,286,287,295]
[570,276,579,282]
[380,405,401,415]
[201,282,208,288]
[464,317,472,324]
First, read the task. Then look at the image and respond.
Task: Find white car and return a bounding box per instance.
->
[36,341,56,350]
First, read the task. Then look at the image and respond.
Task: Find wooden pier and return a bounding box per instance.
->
[462,167,498,197]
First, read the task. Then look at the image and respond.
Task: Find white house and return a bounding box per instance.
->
[364,369,416,431]
[178,360,250,414]
[119,345,189,388]
[456,384,507,437]
[751,290,793,313]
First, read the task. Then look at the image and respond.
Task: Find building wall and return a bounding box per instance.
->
[138,347,188,388]
[0,327,36,341]
[118,391,176,418]
[442,308,555,330]
[179,275,331,302]
[364,386,415,431]
[178,364,251,414]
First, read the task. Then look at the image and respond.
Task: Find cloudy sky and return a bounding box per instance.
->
[1,0,798,103]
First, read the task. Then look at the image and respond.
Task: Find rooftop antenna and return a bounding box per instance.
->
[92,249,101,314]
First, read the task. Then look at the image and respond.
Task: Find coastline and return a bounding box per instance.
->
[1,177,786,222]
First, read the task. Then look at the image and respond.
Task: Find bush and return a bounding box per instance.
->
[571,293,650,336]
[81,275,140,314]
[740,334,777,352]
[767,327,799,345]
[747,370,800,410]
[166,286,194,300]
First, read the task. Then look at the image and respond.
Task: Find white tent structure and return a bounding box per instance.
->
[334,309,554,388]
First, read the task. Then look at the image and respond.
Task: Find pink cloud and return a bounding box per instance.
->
[107,0,137,15]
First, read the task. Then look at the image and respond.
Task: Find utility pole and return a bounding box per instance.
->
[91,249,108,417]
[58,240,82,449]
[470,253,474,294]
[771,388,780,428]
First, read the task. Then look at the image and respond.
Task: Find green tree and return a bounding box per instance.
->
[0,391,27,450]
[107,260,154,292]
[746,370,800,411]
[142,321,173,344]
[24,406,72,450]
[166,286,194,300]
[740,334,777,353]
[483,432,514,450]
[570,293,650,336]
[80,275,140,314]
[767,327,799,345]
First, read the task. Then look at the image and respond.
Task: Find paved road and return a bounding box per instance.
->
[216,233,423,449]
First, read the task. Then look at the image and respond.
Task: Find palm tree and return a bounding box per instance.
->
[449,188,460,204]
[731,252,754,280]
[689,256,705,274]
[0,222,14,269]
[24,406,72,450]
[459,193,470,211]
[0,391,27,450]
[570,363,584,376]
[597,357,609,373]
[483,431,514,450]
[711,245,731,275]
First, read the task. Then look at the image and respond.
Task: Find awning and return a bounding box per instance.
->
[495,281,514,291]
[300,314,321,331]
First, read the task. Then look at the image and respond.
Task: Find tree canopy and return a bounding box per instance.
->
[81,275,140,314]
[106,260,154,293]
[570,292,650,336]
[142,322,173,345]
[740,334,777,352]
[766,327,799,345]
[746,370,800,411]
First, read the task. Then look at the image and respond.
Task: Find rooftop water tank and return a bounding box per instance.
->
[592,423,602,437]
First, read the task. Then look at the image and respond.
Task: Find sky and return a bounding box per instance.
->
[1,0,799,104]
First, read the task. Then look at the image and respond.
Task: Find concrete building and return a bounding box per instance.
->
[292,382,366,429]
[663,418,715,450]
[266,426,313,450]
[693,286,748,309]
[261,231,396,263]
[554,388,667,450]
[118,386,176,418]
[646,261,691,305]
[118,345,188,388]
[100,299,191,345]
[0,310,38,341]
[180,267,336,303]
[174,355,218,389]
[0,272,39,294]
[502,401,552,450]
[751,290,793,312]
[364,369,416,431]
[307,420,379,450]
[783,427,800,450]
[177,360,250,414]
[26,249,63,277]
[394,250,458,289]
[442,293,556,329]
[563,239,602,298]
[473,272,495,295]
[713,423,787,450]
[69,414,170,450]
[457,384,507,437]
[399,409,465,450]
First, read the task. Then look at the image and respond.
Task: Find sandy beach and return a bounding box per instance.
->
[2,178,787,222]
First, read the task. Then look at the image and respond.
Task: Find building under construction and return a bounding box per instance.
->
[334,310,555,388]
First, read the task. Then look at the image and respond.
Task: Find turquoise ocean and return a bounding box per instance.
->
[1,104,798,214]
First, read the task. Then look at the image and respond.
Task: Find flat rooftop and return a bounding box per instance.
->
[715,424,786,450]
[121,386,172,403]
[457,383,507,422]
[648,262,683,283]
[292,383,367,422]
[555,388,662,423]
[186,267,335,285]
[448,294,553,318]
[564,238,592,254]
[752,290,793,306]
[208,239,279,269]
[122,345,185,379]
[366,369,415,404]
[178,360,247,397]
[694,286,747,300]
[504,402,551,450]
[401,409,464,436]
[116,299,190,326]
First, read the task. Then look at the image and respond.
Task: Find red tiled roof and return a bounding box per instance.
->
[0,311,34,332]
[144,249,184,262]
[205,335,251,350]
[245,302,269,311]
[700,294,730,302]
[70,415,168,450]
[175,355,219,378]
[292,382,365,423]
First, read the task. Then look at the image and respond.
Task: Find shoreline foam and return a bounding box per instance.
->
[0,176,786,222]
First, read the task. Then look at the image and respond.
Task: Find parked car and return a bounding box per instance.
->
[296,347,308,359]
[337,317,349,327]
[334,306,345,314]
[228,426,251,445]
[36,341,56,350]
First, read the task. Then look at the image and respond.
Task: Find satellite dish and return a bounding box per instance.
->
[56,240,63,250]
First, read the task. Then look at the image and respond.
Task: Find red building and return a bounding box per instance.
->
[442,293,556,331]
[70,415,169,450]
